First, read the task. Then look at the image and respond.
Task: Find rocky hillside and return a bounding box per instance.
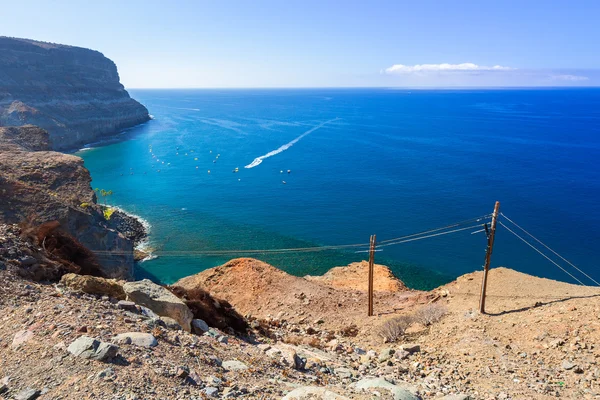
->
[0,126,138,279]
[0,37,149,150]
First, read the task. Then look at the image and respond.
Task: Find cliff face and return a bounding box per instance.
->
[0,126,134,279]
[0,37,150,150]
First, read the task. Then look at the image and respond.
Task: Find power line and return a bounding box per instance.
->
[82,214,491,257]
[497,220,590,287]
[377,214,491,245]
[500,212,600,286]
[377,224,484,248]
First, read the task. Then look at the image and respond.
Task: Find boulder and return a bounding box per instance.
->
[282,387,350,400]
[113,332,158,348]
[354,377,419,400]
[123,280,193,332]
[61,273,125,300]
[67,336,119,362]
[191,318,209,334]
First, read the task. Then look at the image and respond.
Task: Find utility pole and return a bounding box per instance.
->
[368,234,376,316]
[479,201,500,314]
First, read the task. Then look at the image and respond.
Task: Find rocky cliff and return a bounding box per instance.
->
[0,126,135,279]
[0,37,149,150]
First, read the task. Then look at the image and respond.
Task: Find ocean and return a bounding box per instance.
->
[78,88,600,290]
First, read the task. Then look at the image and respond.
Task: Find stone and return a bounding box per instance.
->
[379,348,395,363]
[217,335,229,344]
[14,388,41,400]
[187,371,202,386]
[257,344,271,352]
[97,367,116,380]
[399,344,420,353]
[354,377,419,400]
[61,273,126,300]
[282,386,350,399]
[19,256,37,266]
[562,360,575,370]
[222,360,248,371]
[282,350,307,370]
[334,367,353,379]
[139,306,159,319]
[160,317,182,330]
[176,366,189,378]
[117,300,137,311]
[203,387,219,397]
[191,318,210,334]
[440,395,472,400]
[67,336,119,362]
[12,330,34,348]
[0,384,7,395]
[123,279,193,332]
[266,348,283,358]
[113,332,158,348]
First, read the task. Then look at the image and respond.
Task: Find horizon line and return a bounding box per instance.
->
[127,85,600,90]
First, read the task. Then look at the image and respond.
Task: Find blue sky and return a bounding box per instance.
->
[2,0,599,88]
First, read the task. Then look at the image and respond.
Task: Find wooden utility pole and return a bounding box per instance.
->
[479,201,500,314]
[368,234,376,316]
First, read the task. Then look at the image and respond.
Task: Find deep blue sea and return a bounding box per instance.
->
[78,88,600,290]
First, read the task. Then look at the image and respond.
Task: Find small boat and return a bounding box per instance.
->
[282,180,287,184]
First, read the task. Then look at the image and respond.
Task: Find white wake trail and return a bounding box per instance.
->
[245,118,339,168]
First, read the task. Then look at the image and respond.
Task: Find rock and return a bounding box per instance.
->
[257,344,271,352]
[113,332,158,348]
[14,388,41,400]
[19,256,37,266]
[399,344,420,354]
[282,386,350,399]
[562,360,575,370]
[160,317,182,330]
[67,336,119,362]
[440,395,472,400]
[203,387,219,397]
[0,384,7,395]
[191,318,209,334]
[12,330,34,348]
[117,300,137,311]
[176,366,189,378]
[60,273,126,299]
[282,350,307,370]
[266,348,282,358]
[222,360,248,371]
[123,280,193,332]
[217,335,229,344]
[139,306,159,319]
[354,347,366,355]
[379,348,395,363]
[187,371,202,386]
[334,367,353,379]
[354,377,419,400]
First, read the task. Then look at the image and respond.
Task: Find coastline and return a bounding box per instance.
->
[104,205,155,263]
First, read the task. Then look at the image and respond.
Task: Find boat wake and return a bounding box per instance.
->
[245,118,339,168]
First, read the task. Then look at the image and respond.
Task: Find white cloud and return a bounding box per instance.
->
[385,63,514,74]
[550,74,589,82]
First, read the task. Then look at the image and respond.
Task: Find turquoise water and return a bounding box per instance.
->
[78,89,600,290]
